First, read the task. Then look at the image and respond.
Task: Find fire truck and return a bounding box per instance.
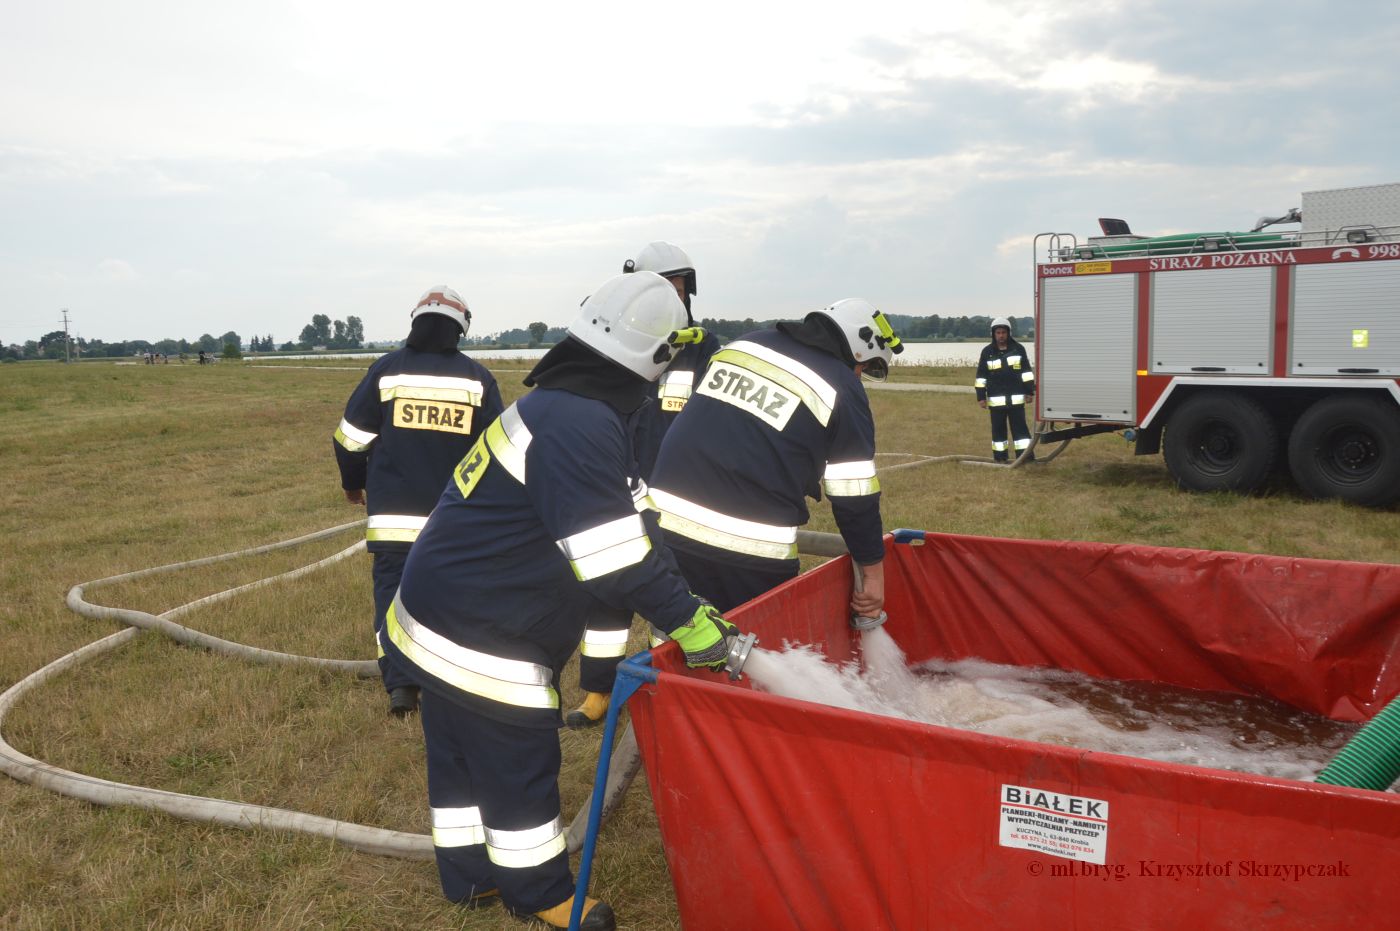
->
[1033,182,1400,507]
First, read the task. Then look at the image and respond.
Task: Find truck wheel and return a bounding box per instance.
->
[1287,396,1400,507]
[1162,392,1277,493]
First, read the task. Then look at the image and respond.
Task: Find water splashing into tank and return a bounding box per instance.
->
[740,627,1358,782]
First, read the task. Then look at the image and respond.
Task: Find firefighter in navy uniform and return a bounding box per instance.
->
[975,316,1036,462]
[626,242,721,480]
[333,286,503,717]
[383,271,741,931]
[566,241,723,729]
[650,299,902,618]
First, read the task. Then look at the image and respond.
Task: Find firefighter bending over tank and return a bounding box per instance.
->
[333,287,502,717]
[975,316,1036,462]
[649,299,902,616]
[382,271,742,931]
[567,241,723,730]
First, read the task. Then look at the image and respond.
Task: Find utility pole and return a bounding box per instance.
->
[61,308,72,364]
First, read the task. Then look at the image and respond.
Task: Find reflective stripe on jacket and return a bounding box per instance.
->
[650,328,883,566]
[333,347,503,551]
[388,388,700,727]
[634,333,721,481]
[975,339,1036,405]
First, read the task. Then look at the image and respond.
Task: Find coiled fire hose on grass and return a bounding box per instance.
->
[0,521,872,860]
[0,520,434,860]
[0,518,841,863]
[1,447,1053,865]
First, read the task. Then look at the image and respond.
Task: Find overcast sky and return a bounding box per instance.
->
[3,1,1398,345]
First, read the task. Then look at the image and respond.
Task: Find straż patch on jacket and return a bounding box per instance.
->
[395,398,475,434]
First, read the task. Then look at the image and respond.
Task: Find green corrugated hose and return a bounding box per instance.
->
[1315,695,1400,791]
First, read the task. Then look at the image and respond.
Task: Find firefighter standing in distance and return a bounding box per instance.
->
[649,300,902,615]
[975,317,1036,462]
[383,271,741,931]
[333,287,503,717]
[566,241,723,729]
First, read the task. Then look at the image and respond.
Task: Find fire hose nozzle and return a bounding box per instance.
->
[851,610,888,632]
[849,562,886,631]
[724,632,758,681]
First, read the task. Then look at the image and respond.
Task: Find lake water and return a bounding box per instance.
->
[268,342,1021,368]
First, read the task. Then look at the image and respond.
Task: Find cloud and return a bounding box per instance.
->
[2,2,1399,343]
[97,258,138,282]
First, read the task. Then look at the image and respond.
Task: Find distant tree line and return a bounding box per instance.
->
[3,329,255,361]
[887,314,1034,340]
[295,314,364,350]
[465,323,568,349]
[4,312,1033,362]
[467,314,1034,350]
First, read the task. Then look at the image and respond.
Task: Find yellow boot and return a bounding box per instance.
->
[564,691,610,729]
[462,887,498,910]
[528,894,615,930]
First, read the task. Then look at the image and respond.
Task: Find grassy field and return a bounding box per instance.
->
[1,359,1396,930]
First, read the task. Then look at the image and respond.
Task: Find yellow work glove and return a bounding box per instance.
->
[669,600,738,671]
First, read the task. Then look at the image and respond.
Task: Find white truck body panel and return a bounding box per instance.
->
[1301,183,1400,237]
[1040,274,1136,422]
[1291,260,1400,376]
[1150,267,1273,375]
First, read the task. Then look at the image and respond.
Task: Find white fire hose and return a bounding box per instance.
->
[2,449,985,860]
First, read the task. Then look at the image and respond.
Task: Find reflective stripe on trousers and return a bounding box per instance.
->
[432,805,486,848]
[485,816,568,869]
[579,626,630,658]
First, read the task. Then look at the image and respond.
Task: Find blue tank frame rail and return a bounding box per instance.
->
[891,527,926,544]
[571,650,659,931]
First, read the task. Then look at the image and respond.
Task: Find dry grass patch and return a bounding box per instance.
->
[2,360,1395,929]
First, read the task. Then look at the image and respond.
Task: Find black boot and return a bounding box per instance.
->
[388,686,420,717]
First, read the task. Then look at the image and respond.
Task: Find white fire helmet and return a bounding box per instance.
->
[623,241,697,297]
[411,286,471,334]
[569,271,695,382]
[991,316,1012,336]
[813,298,904,381]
